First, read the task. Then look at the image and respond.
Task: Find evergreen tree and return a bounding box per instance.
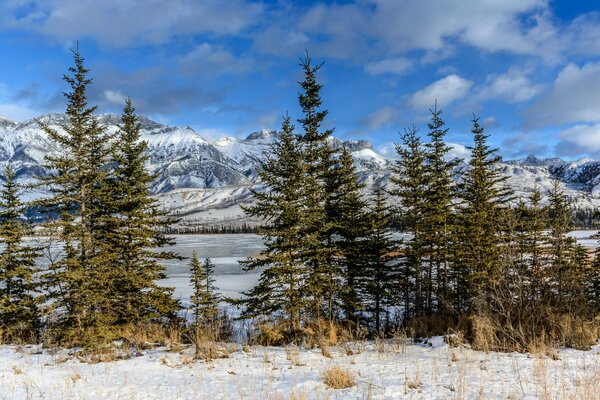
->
[0,164,40,341]
[455,116,512,313]
[295,53,340,322]
[513,187,547,302]
[189,252,220,326]
[37,49,115,343]
[238,116,309,333]
[546,180,587,313]
[422,106,460,314]
[359,184,397,333]
[99,99,180,324]
[390,126,427,320]
[326,147,370,321]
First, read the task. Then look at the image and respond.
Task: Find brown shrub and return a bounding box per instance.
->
[322,366,355,389]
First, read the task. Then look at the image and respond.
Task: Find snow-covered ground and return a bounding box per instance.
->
[0,338,598,399]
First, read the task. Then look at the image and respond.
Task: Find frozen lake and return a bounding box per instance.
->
[156,234,264,303]
[22,230,600,304]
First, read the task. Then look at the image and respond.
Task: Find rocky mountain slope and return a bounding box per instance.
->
[1,113,599,226]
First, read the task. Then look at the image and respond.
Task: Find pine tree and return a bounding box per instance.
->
[390,126,427,320]
[98,98,180,324]
[238,116,309,333]
[326,147,370,321]
[189,252,220,327]
[422,106,460,314]
[358,184,397,333]
[546,180,587,313]
[37,49,116,343]
[0,164,40,341]
[455,116,512,313]
[295,53,340,322]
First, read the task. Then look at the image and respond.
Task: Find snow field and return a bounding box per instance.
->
[0,338,598,399]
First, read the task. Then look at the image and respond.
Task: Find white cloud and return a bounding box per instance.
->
[360,106,395,129]
[526,62,600,127]
[376,142,399,159]
[271,0,556,61]
[103,89,126,105]
[179,43,252,76]
[365,57,411,75]
[555,123,600,155]
[2,0,264,47]
[408,75,473,109]
[0,103,40,122]
[478,69,543,103]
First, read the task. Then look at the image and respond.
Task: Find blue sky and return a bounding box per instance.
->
[1,0,600,159]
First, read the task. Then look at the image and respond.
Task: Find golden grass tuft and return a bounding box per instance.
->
[322,366,355,389]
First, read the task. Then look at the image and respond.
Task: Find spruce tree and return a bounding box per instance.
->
[513,187,547,302]
[0,164,40,341]
[238,116,309,333]
[326,147,370,321]
[295,53,340,322]
[99,99,180,324]
[37,49,115,343]
[390,126,427,320]
[189,252,220,326]
[546,180,587,313]
[358,184,397,333]
[455,116,512,313]
[422,106,460,314]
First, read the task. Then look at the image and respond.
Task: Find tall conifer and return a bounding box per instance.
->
[37,49,115,343]
[455,116,512,312]
[422,106,460,314]
[390,126,427,319]
[359,184,397,333]
[295,53,340,321]
[0,164,40,341]
[238,116,309,332]
[100,99,180,324]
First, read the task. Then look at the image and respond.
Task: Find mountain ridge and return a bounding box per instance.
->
[1,113,599,225]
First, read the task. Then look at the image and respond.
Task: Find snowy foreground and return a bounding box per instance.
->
[1,338,598,399]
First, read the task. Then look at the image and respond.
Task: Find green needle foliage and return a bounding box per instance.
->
[99,98,180,325]
[0,164,41,342]
[358,184,397,333]
[390,126,428,320]
[37,49,116,345]
[189,252,220,327]
[238,116,310,333]
[454,116,513,313]
[422,106,460,314]
[295,53,340,322]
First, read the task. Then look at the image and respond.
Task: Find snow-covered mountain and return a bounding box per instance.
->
[0,113,599,226]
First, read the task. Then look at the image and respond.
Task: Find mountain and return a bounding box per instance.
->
[0,113,599,226]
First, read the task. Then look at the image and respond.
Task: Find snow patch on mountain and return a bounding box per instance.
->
[1,113,600,223]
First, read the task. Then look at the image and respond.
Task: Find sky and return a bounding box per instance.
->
[1,0,600,160]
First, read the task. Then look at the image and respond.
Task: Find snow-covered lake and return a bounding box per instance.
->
[156,234,264,303]
[22,230,600,304]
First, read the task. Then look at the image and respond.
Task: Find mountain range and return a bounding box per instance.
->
[1,113,600,227]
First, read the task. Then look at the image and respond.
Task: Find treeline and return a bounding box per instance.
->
[238,55,600,351]
[164,223,261,234]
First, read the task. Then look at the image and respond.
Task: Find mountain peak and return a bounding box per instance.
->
[0,116,16,129]
[244,129,279,141]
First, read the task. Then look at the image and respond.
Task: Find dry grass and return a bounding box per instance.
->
[285,346,305,366]
[322,366,355,389]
